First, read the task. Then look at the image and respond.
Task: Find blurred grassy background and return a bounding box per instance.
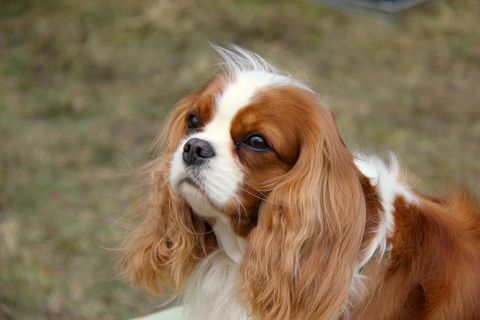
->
[0,0,479,319]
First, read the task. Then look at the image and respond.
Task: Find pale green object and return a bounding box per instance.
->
[134,306,184,320]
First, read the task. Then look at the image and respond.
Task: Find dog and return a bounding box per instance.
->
[120,46,480,319]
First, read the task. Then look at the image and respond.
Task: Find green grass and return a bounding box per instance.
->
[1,0,479,318]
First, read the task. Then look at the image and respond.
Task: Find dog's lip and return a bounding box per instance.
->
[179,176,201,189]
[178,176,206,197]
[178,176,224,214]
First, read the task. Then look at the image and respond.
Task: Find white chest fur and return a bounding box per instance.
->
[182,219,250,320]
[183,250,250,320]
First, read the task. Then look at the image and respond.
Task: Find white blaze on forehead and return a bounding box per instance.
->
[207,72,291,134]
[210,44,310,131]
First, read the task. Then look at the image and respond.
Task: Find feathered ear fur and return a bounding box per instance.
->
[242,105,366,320]
[119,95,216,294]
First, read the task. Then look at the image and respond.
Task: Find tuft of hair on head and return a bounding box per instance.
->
[210,43,317,100]
[211,44,279,76]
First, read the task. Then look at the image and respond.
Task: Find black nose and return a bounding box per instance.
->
[182,138,216,166]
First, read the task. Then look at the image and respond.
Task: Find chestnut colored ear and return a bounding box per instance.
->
[242,107,366,319]
[119,96,215,293]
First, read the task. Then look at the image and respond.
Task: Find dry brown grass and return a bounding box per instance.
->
[0,0,479,318]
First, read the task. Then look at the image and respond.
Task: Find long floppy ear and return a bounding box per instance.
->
[119,95,216,294]
[243,107,366,319]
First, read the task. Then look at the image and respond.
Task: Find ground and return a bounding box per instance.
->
[0,0,479,319]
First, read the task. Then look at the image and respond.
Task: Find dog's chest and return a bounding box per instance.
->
[183,250,251,320]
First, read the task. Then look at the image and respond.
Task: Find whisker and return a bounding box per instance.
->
[236,184,282,207]
[231,193,247,226]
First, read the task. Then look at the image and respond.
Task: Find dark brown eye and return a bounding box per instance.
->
[242,134,270,152]
[187,113,201,131]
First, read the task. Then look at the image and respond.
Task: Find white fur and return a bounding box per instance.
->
[348,153,417,304]
[183,251,251,320]
[354,153,417,268]
[179,184,247,264]
[213,220,247,264]
[178,185,248,320]
[213,44,278,75]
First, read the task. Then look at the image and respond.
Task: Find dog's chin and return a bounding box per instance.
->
[179,179,206,201]
[178,179,223,218]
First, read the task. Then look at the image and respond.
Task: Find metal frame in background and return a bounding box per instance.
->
[309,0,431,20]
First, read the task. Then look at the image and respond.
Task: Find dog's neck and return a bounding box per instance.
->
[182,187,247,263]
[212,217,247,263]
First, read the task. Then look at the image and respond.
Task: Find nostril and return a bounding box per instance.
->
[183,143,191,153]
[194,146,202,157]
[196,141,215,158]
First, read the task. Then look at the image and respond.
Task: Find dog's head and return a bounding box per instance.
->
[121,46,366,319]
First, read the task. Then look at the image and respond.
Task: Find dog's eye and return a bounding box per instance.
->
[187,113,201,131]
[242,134,270,152]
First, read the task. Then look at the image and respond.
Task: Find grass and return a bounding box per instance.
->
[0,0,479,318]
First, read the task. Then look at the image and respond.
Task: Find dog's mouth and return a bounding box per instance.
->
[177,175,225,217]
[177,171,207,195]
[179,176,201,189]
[178,175,209,202]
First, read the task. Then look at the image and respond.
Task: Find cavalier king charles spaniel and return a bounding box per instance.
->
[120,46,480,319]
